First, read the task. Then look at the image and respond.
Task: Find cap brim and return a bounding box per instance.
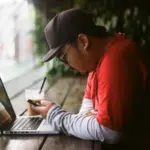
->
[42,45,63,62]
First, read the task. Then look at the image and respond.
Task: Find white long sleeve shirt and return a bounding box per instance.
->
[46,98,121,144]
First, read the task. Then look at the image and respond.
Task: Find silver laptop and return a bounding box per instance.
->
[0,78,59,135]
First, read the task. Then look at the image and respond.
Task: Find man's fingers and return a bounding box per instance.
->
[90,109,98,115]
[32,106,45,113]
[40,100,51,106]
[28,103,32,110]
[40,100,55,107]
[28,103,39,116]
[32,105,50,119]
[28,103,32,115]
[84,112,93,116]
[84,109,98,116]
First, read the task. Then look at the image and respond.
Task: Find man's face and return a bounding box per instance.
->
[57,34,99,74]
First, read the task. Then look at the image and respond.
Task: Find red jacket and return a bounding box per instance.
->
[84,34,147,131]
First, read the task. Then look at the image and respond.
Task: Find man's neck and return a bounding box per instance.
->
[92,35,114,63]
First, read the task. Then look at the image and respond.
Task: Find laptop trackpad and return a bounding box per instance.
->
[37,119,59,134]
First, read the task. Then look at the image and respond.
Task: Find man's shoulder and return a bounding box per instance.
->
[110,34,137,53]
[96,35,139,73]
[104,35,138,62]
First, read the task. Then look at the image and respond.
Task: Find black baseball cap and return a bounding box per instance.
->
[43,8,106,62]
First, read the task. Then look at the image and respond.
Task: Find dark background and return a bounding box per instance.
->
[29,0,150,76]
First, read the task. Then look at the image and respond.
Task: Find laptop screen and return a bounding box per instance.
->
[0,78,16,128]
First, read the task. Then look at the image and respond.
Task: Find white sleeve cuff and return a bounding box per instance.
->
[78,98,93,114]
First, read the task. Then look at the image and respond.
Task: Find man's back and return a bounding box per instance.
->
[84,34,149,135]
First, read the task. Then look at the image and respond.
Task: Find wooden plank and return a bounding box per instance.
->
[63,77,87,113]
[0,77,74,150]
[42,135,93,150]
[0,136,46,150]
[42,77,94,150]
[94,141,101,150]
[45,77,74,105]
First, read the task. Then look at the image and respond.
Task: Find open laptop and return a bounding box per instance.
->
[0,77,59,135]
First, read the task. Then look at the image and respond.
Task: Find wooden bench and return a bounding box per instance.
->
[0,77,101,150]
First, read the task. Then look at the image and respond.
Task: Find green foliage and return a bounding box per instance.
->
[31,0,150,77]
[47,58,81,77]
[30,9,48,58]
[74,0,150,51]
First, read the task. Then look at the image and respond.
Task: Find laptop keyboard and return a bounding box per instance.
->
[10,117,43,130]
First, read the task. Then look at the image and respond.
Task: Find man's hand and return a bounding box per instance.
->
[84,109,98,116]
[28,100,55,118]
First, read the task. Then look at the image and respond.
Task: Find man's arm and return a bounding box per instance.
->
[78,98,93,114]
[46,105,120,143]
[78,73,95,115]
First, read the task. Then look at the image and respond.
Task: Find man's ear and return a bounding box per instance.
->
[77,34,90,51]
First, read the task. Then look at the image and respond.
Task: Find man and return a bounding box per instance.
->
[28,8,149,143]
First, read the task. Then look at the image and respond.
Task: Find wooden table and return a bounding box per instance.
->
[0,77,101,150]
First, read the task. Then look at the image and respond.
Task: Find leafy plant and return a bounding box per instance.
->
[47,58,81,77]
[74,0,150,52]
[30,9,48,59]
[31,0,150,77]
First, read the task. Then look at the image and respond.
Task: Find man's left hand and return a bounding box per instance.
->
[84,109,98,116]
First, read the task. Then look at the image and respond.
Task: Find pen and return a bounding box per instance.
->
[39,77,46,94]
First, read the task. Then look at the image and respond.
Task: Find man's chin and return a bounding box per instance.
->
[81,69,95,74]
[80,71,89,75]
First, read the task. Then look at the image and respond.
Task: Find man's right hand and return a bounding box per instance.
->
[28,100,54,118]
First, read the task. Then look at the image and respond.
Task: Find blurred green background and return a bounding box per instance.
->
[30,0,150,76]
